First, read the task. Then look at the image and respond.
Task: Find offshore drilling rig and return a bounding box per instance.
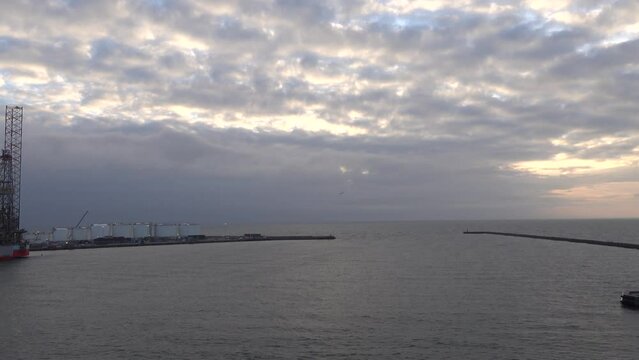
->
[0,105,28,259]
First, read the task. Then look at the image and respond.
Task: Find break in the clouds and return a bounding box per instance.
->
[1,0,639,228]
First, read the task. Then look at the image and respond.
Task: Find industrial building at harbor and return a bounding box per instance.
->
[26,223,202,243]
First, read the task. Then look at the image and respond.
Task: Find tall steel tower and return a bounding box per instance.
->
[0,105,23,244]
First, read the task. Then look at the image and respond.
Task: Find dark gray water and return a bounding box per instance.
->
[2,220,639,359]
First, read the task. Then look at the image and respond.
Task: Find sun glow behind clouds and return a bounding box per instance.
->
[222,112,367,136]
[511,153,639,176]
[551,182,639,201]
[548,182,639,218]
[512,132,639,176]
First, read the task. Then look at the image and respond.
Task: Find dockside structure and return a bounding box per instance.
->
[27,223,201,244]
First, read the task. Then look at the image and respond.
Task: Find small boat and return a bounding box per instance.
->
[620,291,639,307]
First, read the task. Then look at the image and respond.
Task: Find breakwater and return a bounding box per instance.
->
[463,231,639,250]
[30,234,335,252]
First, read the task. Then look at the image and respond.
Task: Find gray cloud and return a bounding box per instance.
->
[1,0,638,228]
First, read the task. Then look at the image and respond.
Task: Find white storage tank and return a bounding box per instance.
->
[72,227,90,241]
[132,223,151,239]
[111,223,132,238]
[90,224,110,239]
[52,227,71,242]
[179,223,201,237]
[155,224,178,238]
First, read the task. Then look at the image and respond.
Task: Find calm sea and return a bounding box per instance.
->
[1,220,639,359]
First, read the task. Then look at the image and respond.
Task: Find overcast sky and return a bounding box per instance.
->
[1,0,638,229]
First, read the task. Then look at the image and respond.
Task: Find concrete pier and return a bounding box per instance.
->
[463,231,639,250]
[30,234,336,252]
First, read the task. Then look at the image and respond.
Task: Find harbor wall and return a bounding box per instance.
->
[26,222,203,244]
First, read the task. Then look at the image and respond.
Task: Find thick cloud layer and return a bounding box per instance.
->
[1,0,638,229]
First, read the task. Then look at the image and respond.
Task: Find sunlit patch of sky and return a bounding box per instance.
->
[511,153,639,177]
[365,10,440,31]
[548,181,639,218]
[511,132,639,177]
